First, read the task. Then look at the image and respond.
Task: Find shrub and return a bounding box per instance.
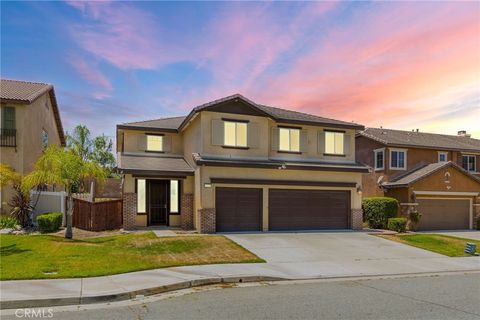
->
[36,212,63,233]
[408,210,422,231]
[0,216,18,229]
[362,197,399,229]
[388,218,407,233]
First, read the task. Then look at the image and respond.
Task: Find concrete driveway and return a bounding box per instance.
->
[224,231,480,278]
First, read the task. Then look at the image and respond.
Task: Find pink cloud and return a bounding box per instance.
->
[68,54,112,98]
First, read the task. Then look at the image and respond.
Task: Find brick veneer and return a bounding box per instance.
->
[351,209,363,230]
[181,193,194,230]
[123,193,137,230]
[198,208,215,233]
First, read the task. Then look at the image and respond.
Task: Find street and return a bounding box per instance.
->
[3,273,479,320]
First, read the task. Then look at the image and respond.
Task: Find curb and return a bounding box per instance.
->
[0,276,285,310]
[2,270,479,310]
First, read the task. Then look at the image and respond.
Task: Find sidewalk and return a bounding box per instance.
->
[1,254,479,309]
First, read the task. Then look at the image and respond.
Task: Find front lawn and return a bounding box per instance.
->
[378,234,480,257]
[0,232,264,280]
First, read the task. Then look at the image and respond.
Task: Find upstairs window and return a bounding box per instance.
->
[279,127,300,152]
[41,129,48,150]
[462,155,476,172]
[146,134,163,152]
[224,121,247,147]
[438,152,448,163]
[325,131,344,155]
[390,149,406,170]
[374,149,385,170]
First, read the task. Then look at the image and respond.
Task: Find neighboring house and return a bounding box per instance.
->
[356,128,480,230]
[0,79,66,214]
[116,94,368,233]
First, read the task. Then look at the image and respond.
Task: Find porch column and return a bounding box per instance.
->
[181,193,194,230]
[123,193,137,230]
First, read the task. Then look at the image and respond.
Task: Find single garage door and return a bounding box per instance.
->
[269,189,350,231]
[216,187,263,232]
[416,198,470,230]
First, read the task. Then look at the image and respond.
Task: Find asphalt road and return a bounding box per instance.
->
[4,273,480,320]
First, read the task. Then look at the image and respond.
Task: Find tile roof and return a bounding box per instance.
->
[383,161,480,188]
[1,79,52,102]
[117,153,194,175]
[359,127,480,152]
[118,94,363,132]
[0,79,65,146]
[118,116,186,132]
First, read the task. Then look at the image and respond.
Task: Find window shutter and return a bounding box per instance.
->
[343,133,351,155]
[247,123,259,148]
[137,135,146,151]
[271,127,279,151]
[163,135,172,152]
[300,130,308,152]
[318,131,325,154]
[211,119,224,146]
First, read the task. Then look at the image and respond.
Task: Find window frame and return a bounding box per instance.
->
[278,126,301,153]
[146,134,164,152]
[462,155,476,172]
[389,148,407,170]
[374,148,385,171]
[324,130,345,156]
[223,120,248,148]
[437,151,448,163]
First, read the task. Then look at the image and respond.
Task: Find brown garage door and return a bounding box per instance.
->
[416,198,470,230]
[216,187,263,232]
[269,189,350,231]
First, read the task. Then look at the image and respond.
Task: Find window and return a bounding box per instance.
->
[279,127,300,152]
[146,135,163,152]
[41,129,48,150]
[224,121,247,147]
[438,152,448,163]
[374,149,385,170]
[462,155,476,172]
[325,131,344,155]
[390,149,407,170]
[137,179,146,213]
[1,106,15,130]
[170,180,179,213]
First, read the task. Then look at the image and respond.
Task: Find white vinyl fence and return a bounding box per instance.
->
[30,191,67,226]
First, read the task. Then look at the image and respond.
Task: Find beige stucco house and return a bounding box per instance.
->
[117,94,368,233]
[0,79,65,214]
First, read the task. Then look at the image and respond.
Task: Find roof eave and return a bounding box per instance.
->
[116,124,179,133]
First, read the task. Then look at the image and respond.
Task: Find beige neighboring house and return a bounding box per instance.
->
[0,79,66,214]
[116,94,369,233]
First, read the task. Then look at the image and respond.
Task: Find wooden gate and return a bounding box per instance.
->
[73,198,123,231]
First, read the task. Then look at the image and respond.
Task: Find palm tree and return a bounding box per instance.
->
[66,125,92,162]
[22,146,107,239]
[0,163,21,187]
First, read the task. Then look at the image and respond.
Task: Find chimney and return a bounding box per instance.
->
[458,130,471,137]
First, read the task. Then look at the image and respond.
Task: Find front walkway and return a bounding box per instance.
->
[2,231,479,309]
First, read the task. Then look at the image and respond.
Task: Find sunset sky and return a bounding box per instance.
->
[1,1,479,139]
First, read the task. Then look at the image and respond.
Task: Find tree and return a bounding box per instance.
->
[90,134,115,173]
[66,125,92,162]
[0,163,21,187]
[22,146,107,239]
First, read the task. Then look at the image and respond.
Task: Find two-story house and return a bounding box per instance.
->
[356,128,480,230]
[116,94,369,233]
[0,79,66,214]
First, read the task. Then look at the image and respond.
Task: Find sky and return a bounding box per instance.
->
[1,1,479,140]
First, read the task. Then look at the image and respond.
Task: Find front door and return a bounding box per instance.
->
[149,180,168,225]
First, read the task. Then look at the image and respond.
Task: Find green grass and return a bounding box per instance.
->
[378,234,480,257]
[0,232,264,280]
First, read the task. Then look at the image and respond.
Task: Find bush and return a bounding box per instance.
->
[0,216,18,229]
[408,210,422,231]
[387,218,407,233]
[362,197,399,229]
[36,212,63,233]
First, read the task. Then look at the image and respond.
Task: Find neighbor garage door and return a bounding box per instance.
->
[269,189,350,231]
[416,198,470,230]
[215,187,263,232]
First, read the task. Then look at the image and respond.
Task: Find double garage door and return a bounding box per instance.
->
[216,187,350,232]
[416,198,471,230]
